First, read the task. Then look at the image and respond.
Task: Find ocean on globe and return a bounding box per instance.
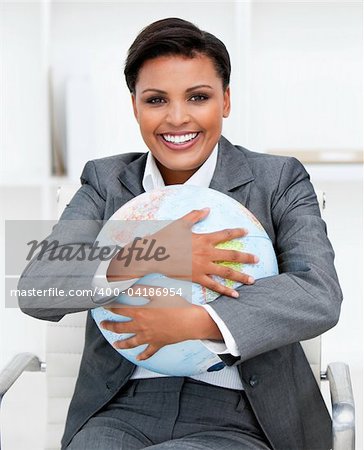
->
[91,185,278,376]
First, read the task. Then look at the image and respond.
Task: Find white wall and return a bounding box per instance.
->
[1,2,362,449]
[247,2,362,152]
[0,1,50,181]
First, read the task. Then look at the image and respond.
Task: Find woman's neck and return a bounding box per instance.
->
[156,161,198,185]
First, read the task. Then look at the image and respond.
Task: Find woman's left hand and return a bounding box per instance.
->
[100,286,223,361]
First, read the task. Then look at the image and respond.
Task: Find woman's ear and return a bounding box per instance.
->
[223,86,231,118]
[131,94,139,122]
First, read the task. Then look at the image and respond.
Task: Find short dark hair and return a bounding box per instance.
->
[124,18,231,93]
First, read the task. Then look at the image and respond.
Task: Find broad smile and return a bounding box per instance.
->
[158,132,201,150]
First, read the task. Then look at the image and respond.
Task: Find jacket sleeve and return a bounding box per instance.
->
[209,157,343,363]
[17,160,111,322]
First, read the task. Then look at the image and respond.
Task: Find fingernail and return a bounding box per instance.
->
[248,276,255,284]
[254,256,260,263]
[201,207,210,212]
[232,290,239,298]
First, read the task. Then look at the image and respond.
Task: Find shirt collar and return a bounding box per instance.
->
[142,145,218,192]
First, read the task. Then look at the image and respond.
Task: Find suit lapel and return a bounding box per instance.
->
[210,136,255,208]
[117,152,148,196]
[112,153,148,213]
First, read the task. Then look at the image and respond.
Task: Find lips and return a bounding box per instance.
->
[158,132,201,150]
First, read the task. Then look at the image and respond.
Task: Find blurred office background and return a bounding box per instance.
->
[0,1,362,449]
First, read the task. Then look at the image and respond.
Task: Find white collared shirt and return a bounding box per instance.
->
[143,144,218,191]
[93,145,243,390]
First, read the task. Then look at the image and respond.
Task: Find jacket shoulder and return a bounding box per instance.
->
[234,145,309,185]
[81,152,144,179]
[236,145,304,170]
[79,152,145,195]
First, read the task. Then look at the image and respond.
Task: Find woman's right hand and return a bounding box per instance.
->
[181,208,259,298]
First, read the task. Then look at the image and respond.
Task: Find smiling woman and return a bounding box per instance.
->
[17,17,342,450]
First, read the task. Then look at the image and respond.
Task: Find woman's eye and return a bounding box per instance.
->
[190,94,208,102]
[146,97,166,104]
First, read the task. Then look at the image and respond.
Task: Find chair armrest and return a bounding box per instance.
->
[0,353,45,404]
[327,362,355,450]
[0,353,45,450]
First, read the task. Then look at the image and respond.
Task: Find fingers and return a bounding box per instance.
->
[212,265,255,286]
[113,338,159,361]
[179,208,210,226]
[212,249,259,265]
[146,294,190,308]
[204,228,248,245]
[101,315,158,359]
[199,275,240,298]
[104,305,140,315]
[136,345,159,361]
[113,335,139,350]
[100,319,135,333]
[196,264,256,298]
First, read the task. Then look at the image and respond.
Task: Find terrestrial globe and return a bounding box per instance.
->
[91,185,278,376]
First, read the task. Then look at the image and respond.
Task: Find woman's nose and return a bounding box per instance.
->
[165,102,190,126]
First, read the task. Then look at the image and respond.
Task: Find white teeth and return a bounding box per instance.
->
[162,132,198,144]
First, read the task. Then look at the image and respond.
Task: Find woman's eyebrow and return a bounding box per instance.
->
[186,84,213,92]
[141,88,167,94]
[141,85,214,95]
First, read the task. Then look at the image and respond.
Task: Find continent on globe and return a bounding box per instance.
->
[91,185,278,376]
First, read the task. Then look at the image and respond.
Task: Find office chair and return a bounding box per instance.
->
[0,186,355,450]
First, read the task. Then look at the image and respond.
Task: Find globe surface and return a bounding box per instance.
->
[91,185,278,376]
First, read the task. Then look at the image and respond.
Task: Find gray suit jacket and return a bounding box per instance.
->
[18,136,343,449]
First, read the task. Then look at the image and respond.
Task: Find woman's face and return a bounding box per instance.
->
[132,54,230,184]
